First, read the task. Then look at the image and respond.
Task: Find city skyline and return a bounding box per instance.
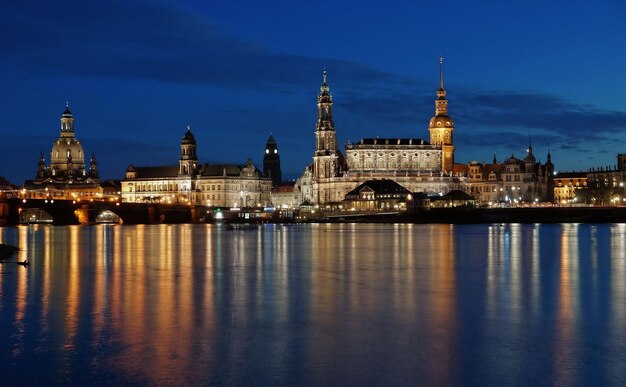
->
[3,0,626,184]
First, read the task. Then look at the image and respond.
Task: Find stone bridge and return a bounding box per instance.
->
[0,198,201,226]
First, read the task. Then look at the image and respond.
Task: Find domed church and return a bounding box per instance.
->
[23,104,101,198]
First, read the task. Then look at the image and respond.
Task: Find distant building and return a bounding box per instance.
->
[270,166,314,209]
[466,141,554,205]
[342,179,411,211]
[22,104,105,201]
[263,135,281,186]
[584,154,626,205]
[310,61,466,205]
[121,127,272,207]
[429,190,475,208]
[553,171,587,204]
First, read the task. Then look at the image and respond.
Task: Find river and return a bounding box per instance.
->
[1,223,625,385]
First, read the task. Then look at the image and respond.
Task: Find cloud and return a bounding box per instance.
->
[1,0,398,91]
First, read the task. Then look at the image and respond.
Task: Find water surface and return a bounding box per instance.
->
[1,223,625,385]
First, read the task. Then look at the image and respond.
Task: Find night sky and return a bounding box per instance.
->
[2,0,626,184]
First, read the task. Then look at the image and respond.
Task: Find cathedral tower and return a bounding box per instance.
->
[179,126,198,176]
[428,58,455,172]
[313,69,339,180]
[263,134,281,186]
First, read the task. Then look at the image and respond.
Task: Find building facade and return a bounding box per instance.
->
[553,172,587,204]
[121,127,272,207]
[583,154,626,205]
[311,62,466,205]
[466,142,554,206]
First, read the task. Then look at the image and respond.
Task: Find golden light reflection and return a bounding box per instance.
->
[3,222,624,385]
[554,223,580,386]
[63,226,80,353]
[12,225,30,357]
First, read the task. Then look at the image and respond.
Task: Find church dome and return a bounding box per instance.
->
[50,138,86,171]
[429,115,454,128]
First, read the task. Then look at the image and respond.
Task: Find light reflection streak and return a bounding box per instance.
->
[63,226,80,353]
[11,226,30,357]
[609,224,626,382]
[2,223,626,385]
[553,223,580,386]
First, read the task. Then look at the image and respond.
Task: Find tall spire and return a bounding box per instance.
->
[547,143,552,163]
[439,56,444,91]
[528,134,533,155]
[319,67,330,97]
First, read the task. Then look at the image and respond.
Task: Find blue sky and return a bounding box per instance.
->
[2,0,626,183]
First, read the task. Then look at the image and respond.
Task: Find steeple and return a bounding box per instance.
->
[493,152,497,164]
[547,144,552,163]
[428,58,455,172]
[527,134,533,155]
[319,68,330,98]
[313,68,339,183]
[316,68,335,135]
[436,56,447,108]
[438,56,445,92]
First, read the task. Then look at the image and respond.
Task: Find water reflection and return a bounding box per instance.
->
[0,223,625,385]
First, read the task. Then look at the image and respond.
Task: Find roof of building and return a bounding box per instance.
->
[99,179,121,189]
[410,192,430,200]
[352,138,430,146]
[126,161,264,180]
[442,190,474,201]
[131,166,180,179]
[345,179,410,197]
[554,171,587,179]
[453,164,469,174]
[182,128,196,145]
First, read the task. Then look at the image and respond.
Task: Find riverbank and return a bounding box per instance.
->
[313,207,626,224]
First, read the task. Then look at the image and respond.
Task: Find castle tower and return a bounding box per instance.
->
[428,57,455,172]
[313,69,339,180]
[179,126,198,176]
[263,134,281,186]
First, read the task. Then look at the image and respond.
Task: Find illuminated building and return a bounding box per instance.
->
[310,60,466,205]
[121,127,272,207]
[343,180,411,211]
[553,172,587,204]
[584,154,626,205]
[22,104,105,201]
[466,140,554,205]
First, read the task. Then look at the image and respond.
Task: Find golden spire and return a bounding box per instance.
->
[439,56,444,90]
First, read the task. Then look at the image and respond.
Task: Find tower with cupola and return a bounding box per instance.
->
[179,126,198,176]
[428,57,455,172]
[313,69,339,180]
[263,134,281,186]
